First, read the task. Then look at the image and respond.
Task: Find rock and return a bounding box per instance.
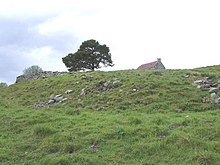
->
[210,83,218,87]
[80,88,86,96]
[103,81,110,87]
[132,88,137,92]
[54,94,62,98]
[35,102,45,108]
[209,88,218,94]
[97,80,110,91]
[96,107,105,111]
[16,71,68,83]
[53,94,64,102]
[96,79,121,92]
[132,85,141,91]
[214,98,220,104]
[65,90,73,94]
[90,142,99,151]
[49,94,55,99]
[60,98,68,103]
[81,75,93,80]
[203,79,212,84]
[202,97,211,103]
[202,84,211,88]
[112,80,121,88]
[48,99,55,104]
[210,93,217,98]
[197,85,201,89]
[194,80,203,84]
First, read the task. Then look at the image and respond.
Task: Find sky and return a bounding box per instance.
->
[0,0,220,84]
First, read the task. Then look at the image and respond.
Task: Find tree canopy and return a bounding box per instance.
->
[62,39,114,72]
[23,65,43,76]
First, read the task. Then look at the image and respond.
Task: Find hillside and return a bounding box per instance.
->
[0,66,220,164]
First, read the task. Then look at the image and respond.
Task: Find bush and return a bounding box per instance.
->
[23,65,43,76]
[0,82,8,87]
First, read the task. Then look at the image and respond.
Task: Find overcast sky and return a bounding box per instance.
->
[1,0,220,84]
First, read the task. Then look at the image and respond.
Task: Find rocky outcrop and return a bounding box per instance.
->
[96,79,122,92]
[35,92,70,108]
[16,71,69,83]
[193,77,220,104]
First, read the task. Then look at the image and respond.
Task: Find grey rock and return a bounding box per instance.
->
[35,102,45,108]
[81,75,93,80]
[132,85,141,91]
[194,80,203,84]
[48,99,55,104]
[54,94,62,98]
[214,98,220,104]
[210,83,218,87]
[112,80,121,88]
[65,90,73,94]
[54,94,63,102]
[80,88,86,96]
[16,71,68,83]
[210,93,217,98]
[202,84,211,88]
[60,98,68,103]
[132,88,137,92]
[203,80,212,84]
[103,81,110,87]
[209,88,218,94]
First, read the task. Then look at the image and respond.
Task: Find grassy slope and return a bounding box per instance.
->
[0,66,220,164]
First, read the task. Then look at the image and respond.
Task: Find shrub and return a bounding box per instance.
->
[0,82,8,87]
[23,65,43,76]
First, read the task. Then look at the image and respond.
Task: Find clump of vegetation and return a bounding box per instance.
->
[0,82,8,87]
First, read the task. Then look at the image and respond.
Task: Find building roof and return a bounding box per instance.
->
[137,61,157,70]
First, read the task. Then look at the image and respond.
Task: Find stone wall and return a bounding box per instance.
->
[16,71,69,83]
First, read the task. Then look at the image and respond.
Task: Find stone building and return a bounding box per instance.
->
[137,58,165,70]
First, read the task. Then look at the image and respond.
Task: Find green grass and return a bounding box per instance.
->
[0,66,220,164]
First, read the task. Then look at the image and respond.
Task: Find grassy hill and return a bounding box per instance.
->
[0,66,220,164]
